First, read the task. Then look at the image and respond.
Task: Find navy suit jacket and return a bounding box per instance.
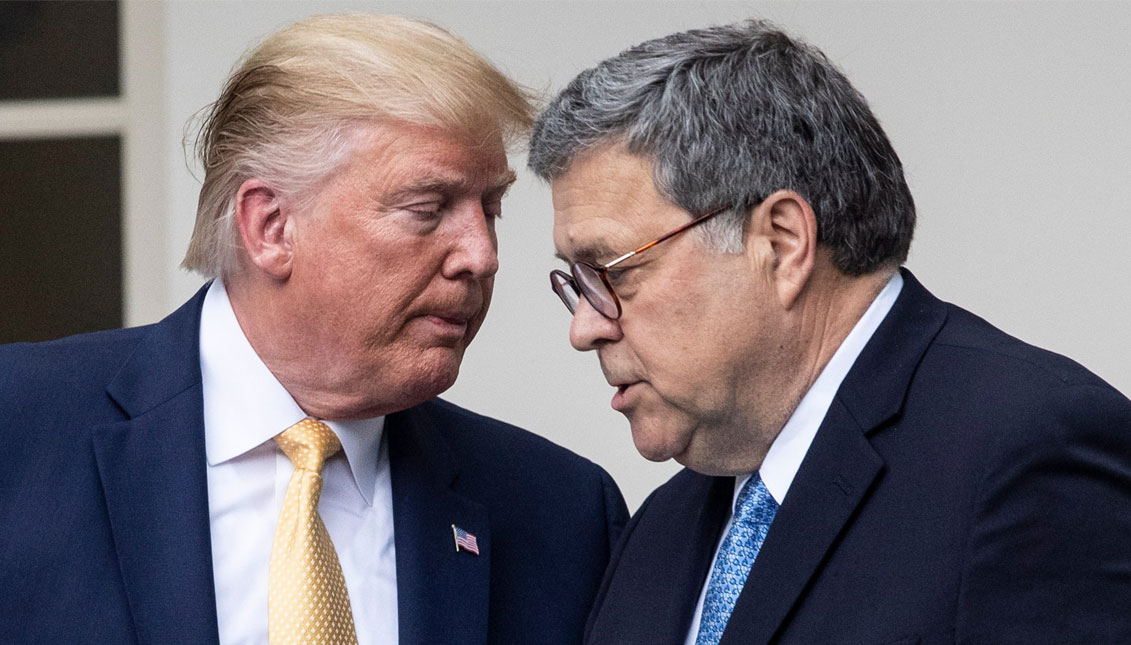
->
[586,270,1131,644]
[0,286,628,644]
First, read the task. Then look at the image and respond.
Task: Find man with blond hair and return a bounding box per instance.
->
[0,14,625,644]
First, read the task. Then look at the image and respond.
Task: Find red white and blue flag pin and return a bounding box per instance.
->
[452,524,480,555]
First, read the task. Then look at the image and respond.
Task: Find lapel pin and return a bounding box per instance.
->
[452,524,480,555]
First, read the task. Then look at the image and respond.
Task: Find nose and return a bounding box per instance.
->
[569,294,623,351]
[443,206,500,280]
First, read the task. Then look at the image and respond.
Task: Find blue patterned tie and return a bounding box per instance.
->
[695,473,779,645]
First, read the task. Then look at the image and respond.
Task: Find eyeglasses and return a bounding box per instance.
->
[549,205,731,320]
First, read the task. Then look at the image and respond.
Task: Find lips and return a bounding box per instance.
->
[424,313,471,335]
[609,381,639,412]
[419,295,482,330]
[430,313,470,325]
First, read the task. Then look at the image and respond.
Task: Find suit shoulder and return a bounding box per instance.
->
[0,326,150,405]
[414,398,628,553]
[915,304,1131,446]
[420,398,613,479]
[933,304,1120,392]
[0,327,153,486]
[938,314,1131,640]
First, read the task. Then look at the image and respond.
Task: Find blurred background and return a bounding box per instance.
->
[2,1,1128,510]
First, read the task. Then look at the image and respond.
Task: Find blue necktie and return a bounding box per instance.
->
[695,473,779,645]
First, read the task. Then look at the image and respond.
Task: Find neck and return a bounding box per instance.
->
[750,264,893,460]
[223,272,380,420]
[790,263,895,405]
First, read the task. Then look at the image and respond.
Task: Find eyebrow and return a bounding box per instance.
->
[555,241,619,266]
[387,169,517,203]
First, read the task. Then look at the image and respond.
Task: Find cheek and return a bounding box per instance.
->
[465,278,495,338]
[481,276,495,306]
[307,261,423,342]
[352,239,441,296]
[626,314,740,400]
[626,279,715,363]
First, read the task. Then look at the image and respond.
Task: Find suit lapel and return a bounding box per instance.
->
[721,269,949,644]
[720,400,882,644]
[388,404,491,645]
[92,287,220,645]
[587,470,731,645]
[648,474,734,645]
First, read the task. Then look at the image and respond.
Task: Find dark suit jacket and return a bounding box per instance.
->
[0,286,628,644]
[586,270,1131,644]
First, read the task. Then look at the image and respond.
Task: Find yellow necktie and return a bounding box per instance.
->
[269,418,358,645]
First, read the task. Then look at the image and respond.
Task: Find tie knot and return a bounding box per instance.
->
[275,418,341,473]
[733,472,778,526]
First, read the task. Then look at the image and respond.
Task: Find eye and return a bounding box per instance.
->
[404,202,444,222]
[483,198,503,221]
[604,266,631,285]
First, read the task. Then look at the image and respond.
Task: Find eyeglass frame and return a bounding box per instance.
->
[549,204,732,320]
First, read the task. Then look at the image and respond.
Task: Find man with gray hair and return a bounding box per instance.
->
[0,14,625,644]
[530,20,1131,644]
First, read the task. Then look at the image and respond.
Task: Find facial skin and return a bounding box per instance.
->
[228,121,513,420]
[552,144,887,475]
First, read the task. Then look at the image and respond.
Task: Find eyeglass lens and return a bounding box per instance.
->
[550,270,580,314]
[572,263,619,319]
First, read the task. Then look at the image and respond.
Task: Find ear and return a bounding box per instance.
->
[746,190,817,309]
[234,178,294,280]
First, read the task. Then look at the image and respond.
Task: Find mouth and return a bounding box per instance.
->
[431,313,470,324]
[421,297,481,328]
[422,313,472,338]
[610,381,638,412]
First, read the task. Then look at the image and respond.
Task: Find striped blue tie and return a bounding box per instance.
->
[695,473,779,645]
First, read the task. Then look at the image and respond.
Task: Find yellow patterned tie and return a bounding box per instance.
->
[269,418,358,645]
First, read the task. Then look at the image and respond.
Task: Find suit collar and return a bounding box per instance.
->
[720,398,883,644]
[93,284,221,644]
[105,285,210,419]
[387,402,491,645]
[761,271,904,504]
[837,268,949,432]
[720,268,949,644]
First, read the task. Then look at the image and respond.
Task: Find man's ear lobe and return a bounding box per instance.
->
[751,189,817,308]
[234,178,293,280]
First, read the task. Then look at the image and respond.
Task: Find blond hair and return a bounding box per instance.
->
[182,13,535,277]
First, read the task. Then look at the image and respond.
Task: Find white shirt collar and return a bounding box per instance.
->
[752,271,904,506]
[199,279,385,505]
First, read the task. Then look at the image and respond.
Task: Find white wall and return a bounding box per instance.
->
[143,1,1131,510]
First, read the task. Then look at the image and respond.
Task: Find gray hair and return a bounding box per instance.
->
[183,13,534,278]
[528,19,915,275]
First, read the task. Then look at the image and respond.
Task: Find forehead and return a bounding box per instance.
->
[550,146,681,263]
[343,120,513,195]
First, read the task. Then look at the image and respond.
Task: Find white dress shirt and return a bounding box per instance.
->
[200,280,398,645]
[683,272,903,644]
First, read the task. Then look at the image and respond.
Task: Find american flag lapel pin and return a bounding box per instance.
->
[452,524,480,555]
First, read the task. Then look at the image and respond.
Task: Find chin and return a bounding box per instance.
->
[346,363,459,419]
[406,356,462,400]
[629,421,690,464]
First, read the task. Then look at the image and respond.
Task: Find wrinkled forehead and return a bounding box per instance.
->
[346,119,514,188]
[549,146,676,264]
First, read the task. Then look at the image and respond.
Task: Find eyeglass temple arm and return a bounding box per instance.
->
[602,206,729,270]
